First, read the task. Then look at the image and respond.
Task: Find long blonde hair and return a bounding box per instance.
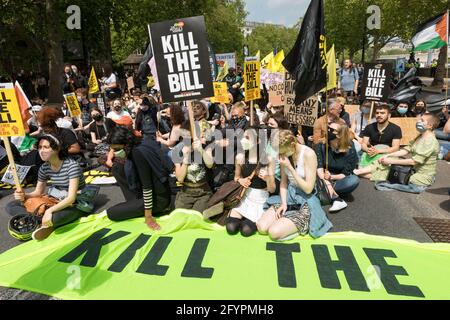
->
[335,124,352,153]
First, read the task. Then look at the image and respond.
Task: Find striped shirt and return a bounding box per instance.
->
[38,158,85,191]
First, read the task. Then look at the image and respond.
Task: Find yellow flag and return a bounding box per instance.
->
[261,52,274,69]
[215,61,229,81]
[267,50,285,73]
[320,45,337,92]
[255,50,261,60]
[88,67,100,94]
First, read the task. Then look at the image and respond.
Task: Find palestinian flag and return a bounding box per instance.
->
[412,12,448,52]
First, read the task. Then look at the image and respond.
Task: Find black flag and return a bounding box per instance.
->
[283,0,327,105]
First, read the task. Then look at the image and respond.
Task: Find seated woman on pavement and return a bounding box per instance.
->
[157,103,188,149]
[315,123,360,213]
[226,127,276,237]
[106,126,173,230]
[354,114,440,194]
[7,135,95,241]
[258,130,332,241]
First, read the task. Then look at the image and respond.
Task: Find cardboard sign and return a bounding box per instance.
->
[127,77,135,91]
[211,82,230,104]
[362,63,393,102]
[261,70,284,88]
[0,83,26,137]
[244,57,261,102]
[63,93,82,118]
[389,118,419,146]
[268,82,285,106]
[284,95,319,127]
[1,164,31,185]
[215,53,237,70]
[149,16,214,102]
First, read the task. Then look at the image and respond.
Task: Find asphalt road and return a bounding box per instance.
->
[0,161,448,300]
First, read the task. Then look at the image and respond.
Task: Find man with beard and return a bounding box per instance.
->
[359,104,402,167]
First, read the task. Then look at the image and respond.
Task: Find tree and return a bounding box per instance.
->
[246,24,298,58]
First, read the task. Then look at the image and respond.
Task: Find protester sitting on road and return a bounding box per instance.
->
[411,100,428,117]
[350,101,376,154]
[7,135,92,241]
[354,114,440,194]
[135,94,159,141]
[227,102,250,131]
[107,99,132,124]
[157,103,187,149]
[226,127,276,237]
[192,100,212,143]
[359,103,402,168]
[174,133,214,214]
[312,99,347,145]
[315,123,360,213]
[258,130,332,241]
[391,102,414,118]
[106,126,172,230]
[86,107,114,157]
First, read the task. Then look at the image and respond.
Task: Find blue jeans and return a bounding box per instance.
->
[374,182,427,194]
[438,139,450,159]
[435,128,450,141]
[334,175,360,196]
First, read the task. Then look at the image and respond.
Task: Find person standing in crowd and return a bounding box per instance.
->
[354,114,440,193]
[61,64,76,94]
[7,135,92,240]
[411,100,428,117]
[101,64,121,99]
[106,127,173,230]
[313,99,348,145]
[224,67,243,102]
[226,128,276,237]
[135,94,159,141]
[359,104,402,167]
[71,65,87,90]
[391,102,414,118]
[338,59,359,98]
[315,123,360,213]
[174,134,214,214]
[258,130,332,240]
[36,73,48,101]
[431,59,438,78]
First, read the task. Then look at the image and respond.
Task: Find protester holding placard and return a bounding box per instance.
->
[157,103,188,149]
[315,123,360,213]
[7,135,94,241]
[258,130,332,240]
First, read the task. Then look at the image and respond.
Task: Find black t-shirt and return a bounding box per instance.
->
[54,127,79,150]
[362,122,402,147]
[89,121,109,141]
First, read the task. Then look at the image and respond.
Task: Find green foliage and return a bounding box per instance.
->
[246,24,299,58]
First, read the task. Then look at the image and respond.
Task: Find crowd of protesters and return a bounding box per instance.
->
[2,59,448,242]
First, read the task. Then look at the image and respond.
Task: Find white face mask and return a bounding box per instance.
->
[114,149,127,159]
[241,138,252,151]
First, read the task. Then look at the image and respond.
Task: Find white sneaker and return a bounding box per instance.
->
[329,200,348,213]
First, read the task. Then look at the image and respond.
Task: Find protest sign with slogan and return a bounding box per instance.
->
[0,83,26,137]
[0,210,449,300]
[215,53,237,70]
[244,56,261,102]
[284,72,319,127]
[127,77,135,91]
[362,63,393,102]
[149,16,214,102]
[211,82,229,104]
[268,82,285,107]
[1,164,31,185]
[91,93,107,115]
[63,93,82,118]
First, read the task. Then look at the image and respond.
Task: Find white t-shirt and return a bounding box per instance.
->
[104,73,117,86]
[107,110,131,121]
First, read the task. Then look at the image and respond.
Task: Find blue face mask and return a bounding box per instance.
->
[416,121,427,133]
[397,107,408,115]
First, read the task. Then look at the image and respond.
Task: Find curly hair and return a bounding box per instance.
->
[277,130,297,156]
[36,135,68,160]
[36,107,64,130]
[169,103,185,126]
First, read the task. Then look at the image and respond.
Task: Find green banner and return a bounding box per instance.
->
[0,210,449,300]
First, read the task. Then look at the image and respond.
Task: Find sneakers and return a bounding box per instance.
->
[32,226,54,241]
[203,202,224,219]
[329,199,348,213]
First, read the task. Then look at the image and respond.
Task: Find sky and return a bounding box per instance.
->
[244,0,310,27]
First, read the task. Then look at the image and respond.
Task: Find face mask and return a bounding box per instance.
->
[232,116,244,125]
[114,149,127,159]
[397,107,408,115]
[93,114,103,122]
[241,138,252,151]
[416,121,427,133]
[113,106,121,111]
[361,107,371,115]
